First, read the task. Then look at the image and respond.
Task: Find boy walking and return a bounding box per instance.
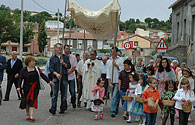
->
[142,77,160,125]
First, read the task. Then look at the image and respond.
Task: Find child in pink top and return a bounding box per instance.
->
[91,78,105,120]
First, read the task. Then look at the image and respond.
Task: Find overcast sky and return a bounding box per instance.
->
[0,0,176,22]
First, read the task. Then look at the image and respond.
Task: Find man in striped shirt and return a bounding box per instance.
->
[118,59,135,119]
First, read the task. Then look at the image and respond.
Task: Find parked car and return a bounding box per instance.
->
[153,55,180,67]
[97,53,105,60]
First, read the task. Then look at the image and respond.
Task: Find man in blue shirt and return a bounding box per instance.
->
[0,55,7,105]
[49,43,71,115]
[4,51,23,101]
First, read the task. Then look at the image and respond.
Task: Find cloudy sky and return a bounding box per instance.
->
[0,0,176,21]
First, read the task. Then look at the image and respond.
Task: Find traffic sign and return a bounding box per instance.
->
[124,42,131,50]
[156,38,168,49]
[157,49,166,53]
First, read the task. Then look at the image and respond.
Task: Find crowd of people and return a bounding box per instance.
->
[0,45,195,125]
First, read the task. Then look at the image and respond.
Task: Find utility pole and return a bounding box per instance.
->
[57,8,60,43]
[19,0,23,60]
[62,0,68,46]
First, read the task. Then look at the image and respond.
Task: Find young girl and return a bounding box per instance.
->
[177,68,194,122]
[173,77,195,125]
[178,68,194,91]
[145,66,155,77]
[161,80,177,125]
[130,74,148,125]
[91,78,105,120]
[125,72,139,123]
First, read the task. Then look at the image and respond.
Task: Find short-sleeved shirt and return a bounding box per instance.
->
[106,57,124,83]
[118,70,131,92]
[76,60,85,74]
[142,88,161,113]
[68,54,77,80]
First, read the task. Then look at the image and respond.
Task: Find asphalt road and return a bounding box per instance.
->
[0,73,195,125]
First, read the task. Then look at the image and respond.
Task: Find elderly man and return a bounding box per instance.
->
[82,50,102,109]
[105,53,110,60]
[4,51,23,101]
[149,59,154,67]
[0,55,7,105]
[101,56,108,99]
[76,52,89,107]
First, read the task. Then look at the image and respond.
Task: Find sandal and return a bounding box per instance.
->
[29,115,35,121]
[26,114,30,120]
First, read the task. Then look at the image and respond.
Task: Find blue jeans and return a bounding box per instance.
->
[145,112,157,125]
[51,79,68,111]
[110,83,120,115]
[68,79,76,104]
[120,90,128,111]
[119,90,126,107]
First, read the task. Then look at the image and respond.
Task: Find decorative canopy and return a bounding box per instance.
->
[68,0,121,38]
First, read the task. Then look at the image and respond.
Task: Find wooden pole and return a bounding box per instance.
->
[106,12,120,106]
[68,14,72,46]
[62,0,68,46]
[59,0,68,90]
[84,29,86,53]
[57,8,60,43]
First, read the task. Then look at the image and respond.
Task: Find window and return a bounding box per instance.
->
[134,41,138,46]
[97,41,103,49]
[192,15,195,41]
[184,19,186,42]
[23,47,28,52]
[177,22,180,42]
[129,41,133,48]
[12,47,17,51]
[87,40,93,48]
[78,40,82,49]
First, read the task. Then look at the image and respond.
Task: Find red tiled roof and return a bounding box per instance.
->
[118,34,151,42]
[117,31,133,41]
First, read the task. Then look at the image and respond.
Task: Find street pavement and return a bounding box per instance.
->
[0,73,195,125]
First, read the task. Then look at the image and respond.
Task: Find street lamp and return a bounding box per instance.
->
[19,0,23,60]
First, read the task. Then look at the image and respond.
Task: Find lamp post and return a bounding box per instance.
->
[19,0,23,60]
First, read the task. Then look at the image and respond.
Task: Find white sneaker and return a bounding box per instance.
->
[122,114,127,120]
[135,117,140,122]
[127,116,131,123]
[142,118,146,125]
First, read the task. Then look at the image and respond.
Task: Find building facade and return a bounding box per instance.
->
[117,34,152,57]
[168,0,195,67]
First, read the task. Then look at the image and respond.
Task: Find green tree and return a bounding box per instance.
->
[136,19,141,24]
[38,19,47,53]
[0,10,15,50]
[23,22,35,44]
[119,21,126,31]
[0,5,10,12]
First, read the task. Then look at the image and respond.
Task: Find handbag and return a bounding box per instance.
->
[19,96,26,109]
[35,67,46,90]
[182,102,192,113]
[148,98,157,111]
[93,90,104,106]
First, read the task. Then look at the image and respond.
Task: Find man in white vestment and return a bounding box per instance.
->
[82,50,102,109]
